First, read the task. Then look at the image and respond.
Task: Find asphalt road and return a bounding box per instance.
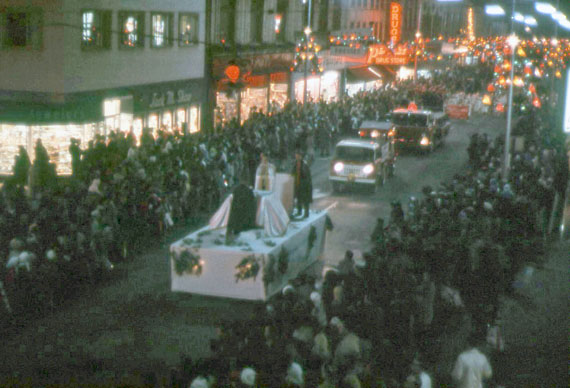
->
[3,113,565,386]
[312,114,506,266]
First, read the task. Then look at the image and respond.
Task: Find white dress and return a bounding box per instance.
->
[451,348,492,388]
[254,162,276,192]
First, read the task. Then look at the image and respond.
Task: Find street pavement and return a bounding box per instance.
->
[0,114,567,386]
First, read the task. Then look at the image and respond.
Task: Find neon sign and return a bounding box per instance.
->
[389,2,402,44]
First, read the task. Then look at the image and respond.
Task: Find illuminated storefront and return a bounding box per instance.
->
[132,79,204,135]
[0,78,206,175]
[213,52,292,126]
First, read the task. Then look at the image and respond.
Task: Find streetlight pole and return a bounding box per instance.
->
[303,0,312,104]
[413,0,423,82]
[503,0,516,181]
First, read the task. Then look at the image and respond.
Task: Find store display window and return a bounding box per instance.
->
[215,91,239,127]
[162,110,173,130]
[294,77,321,103]
[240,87,268,123]
[189,105,200,133]
[0,124,29,175]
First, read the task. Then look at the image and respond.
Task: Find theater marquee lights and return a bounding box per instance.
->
[389,2,402,44]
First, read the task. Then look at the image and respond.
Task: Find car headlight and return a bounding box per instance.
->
[362,163,375,175]
[333,162,344,173]
[420,136,430,146]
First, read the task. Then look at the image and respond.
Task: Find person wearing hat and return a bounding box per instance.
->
[291,150,313,218]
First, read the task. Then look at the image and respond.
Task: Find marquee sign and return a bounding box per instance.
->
[389,2,402,44]
[367,44,409,65]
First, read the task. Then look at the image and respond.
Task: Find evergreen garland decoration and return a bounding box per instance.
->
[172,250,202,276]
[308,225,317,251]
[277,247,289,275]
[263,254,276,287]
[235,255,260,282]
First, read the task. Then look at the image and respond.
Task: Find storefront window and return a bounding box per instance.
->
[269,82,288,112]
[215,91,239,127]
[162,110,172,130]
[294,76,321,103]
[0,124,29,175]
[240,87,268,123]
[320,71,340,102]
[176,108,186,126]
[189,105,200,133]
[148,113,159,131]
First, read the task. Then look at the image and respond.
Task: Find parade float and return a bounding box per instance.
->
[169,173,330,301]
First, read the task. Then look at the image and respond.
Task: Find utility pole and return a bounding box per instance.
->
[303,0,313,104]
[503,0,516,181]
[413,0,423,82]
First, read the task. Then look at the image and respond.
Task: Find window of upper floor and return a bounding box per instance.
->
[81,10,112,50]
[179,13,199,46]
[250,0,264,43]
[151,12,173,48]
[0,8,43,50]
[118,11,145,48]
[275,0,288,42]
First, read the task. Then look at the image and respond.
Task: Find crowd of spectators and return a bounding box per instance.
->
[0,60,566,387]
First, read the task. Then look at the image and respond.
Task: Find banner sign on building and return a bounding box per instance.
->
[367,44,409,65]
[389,2,402,44]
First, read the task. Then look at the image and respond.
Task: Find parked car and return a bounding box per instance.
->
[329,137,396,193]
[391,108,450,152]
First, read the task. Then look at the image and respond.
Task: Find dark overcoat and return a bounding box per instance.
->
[291,159,313,205]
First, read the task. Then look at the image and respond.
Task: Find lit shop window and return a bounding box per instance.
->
[162,110,173,130]
[176,108,186,126]
[179,13,198,46]
[81,10,111,49]
[189,106,200,133]
[151,13,172,48]
[148,113,159,130]
[119,12,144,48]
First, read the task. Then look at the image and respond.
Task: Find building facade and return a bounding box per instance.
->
[208,0,397,126]
[0,0,207,174]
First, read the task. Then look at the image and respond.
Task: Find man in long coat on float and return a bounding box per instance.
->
[291,150,313,218]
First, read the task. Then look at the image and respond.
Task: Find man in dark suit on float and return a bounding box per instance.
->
[291,150,313,218]
[226,173,257,242]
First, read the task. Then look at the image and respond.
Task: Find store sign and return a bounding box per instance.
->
[389,2,402,44]
[324,47,368,70]
[367,44,409,65]
[213,53,294,79]
[149,89,193,109]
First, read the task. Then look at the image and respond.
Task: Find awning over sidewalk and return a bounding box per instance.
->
[346,65,395,83]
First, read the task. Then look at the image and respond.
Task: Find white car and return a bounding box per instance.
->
[329,138,395,192]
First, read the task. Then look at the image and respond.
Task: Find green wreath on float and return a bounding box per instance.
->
[172,250,202,276]
[235,255,260,282]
